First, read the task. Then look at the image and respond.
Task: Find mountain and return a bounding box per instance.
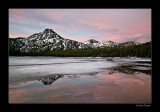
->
[39,73,98,85]
[9,28,142,52]
[39,75,63,85]
[83,39,141,48]
[9,29,89,52]
[118,41,140,47]
[101,40,118,47]
[83,39,101,48]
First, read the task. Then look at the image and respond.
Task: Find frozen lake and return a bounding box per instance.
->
[9,56,151,103]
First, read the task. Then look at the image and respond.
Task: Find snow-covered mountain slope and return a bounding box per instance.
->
[83,39,101,48]
[9,28,142,52]
[118,41,140,47]
[9,29,89,52]
[100,40,118,47]
[83,39,141,48]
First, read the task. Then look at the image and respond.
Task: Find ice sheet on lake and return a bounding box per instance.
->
[9,56,151,84]
[9,57,118,75]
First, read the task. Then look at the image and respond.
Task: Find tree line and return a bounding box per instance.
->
[9,42,151,58]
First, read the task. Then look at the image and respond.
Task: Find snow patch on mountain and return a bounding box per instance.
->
[9,29,142,52]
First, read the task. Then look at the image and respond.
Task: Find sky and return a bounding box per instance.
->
[9,9,151,43]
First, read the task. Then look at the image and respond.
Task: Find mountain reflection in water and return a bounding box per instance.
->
[104,65,151,76]
[38,62,151,85]
[39,73,98,85]
[39,75,63,85]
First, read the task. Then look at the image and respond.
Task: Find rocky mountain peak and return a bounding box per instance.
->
[88,39,99,43]
[84,39,100,44]
[43,28,55,33]
[9,28,143,52]
[40,28,56,37]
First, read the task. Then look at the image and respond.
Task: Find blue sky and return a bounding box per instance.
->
[9,9,151,43]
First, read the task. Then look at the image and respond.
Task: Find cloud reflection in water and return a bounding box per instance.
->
[9,62,151,103]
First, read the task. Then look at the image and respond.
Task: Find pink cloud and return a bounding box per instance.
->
[42,10,64,20]
[9,9,24,15]
[9,9,64,25]
[136,37,150,43]
[9,32,28,38]
[76,9,151,43]
[55,32,86,42]
[9,9,151,43]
